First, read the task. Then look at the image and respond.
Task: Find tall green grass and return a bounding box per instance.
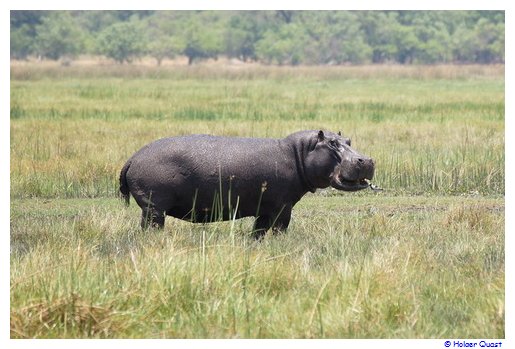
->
[10,118,504,198]
[10,64,504,198]
[10,78,504,122]
[10,196,504,338]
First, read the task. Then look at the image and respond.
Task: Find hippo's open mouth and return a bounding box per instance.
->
[330,175,371,192]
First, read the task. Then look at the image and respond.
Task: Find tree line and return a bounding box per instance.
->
[10,10,505,65]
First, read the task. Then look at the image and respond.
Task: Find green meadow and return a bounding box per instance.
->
[10,62,504,338]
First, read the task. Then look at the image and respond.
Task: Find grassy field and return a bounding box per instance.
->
[10,62,504,338]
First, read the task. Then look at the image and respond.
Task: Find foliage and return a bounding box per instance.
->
[225,11,269,62]
[10,24,35,60]
[10,11,46,59]
[178,11,226,65]
[33,12,85,61]
[256,23,308,65]
[10,10,505,65]
[96,19,147,63]
[144,12,185,65]
[300,11,372,64]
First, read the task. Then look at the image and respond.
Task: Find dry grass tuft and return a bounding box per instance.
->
[442,204,497,230]
[11,293,122,338]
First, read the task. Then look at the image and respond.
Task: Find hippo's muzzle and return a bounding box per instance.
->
[330,156,375,192]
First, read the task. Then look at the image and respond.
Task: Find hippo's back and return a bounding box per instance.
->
[129,134,288,171]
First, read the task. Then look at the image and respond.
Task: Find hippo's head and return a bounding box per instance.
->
[303,130,375,192]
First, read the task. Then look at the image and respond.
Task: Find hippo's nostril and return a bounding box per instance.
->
[357,158,364,163]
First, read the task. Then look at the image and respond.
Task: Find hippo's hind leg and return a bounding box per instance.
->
[141,206,165,229]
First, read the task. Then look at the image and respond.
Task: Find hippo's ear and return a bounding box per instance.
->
[317,130,325,142]
[338,131,342,136]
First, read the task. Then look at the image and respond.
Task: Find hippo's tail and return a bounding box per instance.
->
[119,161,131,206]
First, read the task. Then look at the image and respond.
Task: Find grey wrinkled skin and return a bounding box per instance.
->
[119,130,374,239]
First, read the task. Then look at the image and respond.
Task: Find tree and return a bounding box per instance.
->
[143,12,185,65]
[10,10,47,59]
[178,12,225,65]
[391,23,420,64]
[358,11,399,63]
[301,11,371,64]
[276,10,295,24]
[452,17,504,63]
[96,19,146,63]
[10,10,506,65]
[73,10,121,33]
[147,36,184,66]
[34,11,84,60]
[256,23,308,65]
[474,18,504,63]
[225,11,268,62]
[410,14,452,63]
[11,24,34,59]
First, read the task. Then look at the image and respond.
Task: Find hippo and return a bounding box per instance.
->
[119,130,374,239]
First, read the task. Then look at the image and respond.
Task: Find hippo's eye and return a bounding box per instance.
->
[329,140,338,148]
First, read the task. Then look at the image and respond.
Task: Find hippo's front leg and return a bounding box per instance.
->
[271,205,292,232]
[252,215,271,240]
[252,205,292,240]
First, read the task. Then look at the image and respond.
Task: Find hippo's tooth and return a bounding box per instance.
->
[366,180,384,191]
